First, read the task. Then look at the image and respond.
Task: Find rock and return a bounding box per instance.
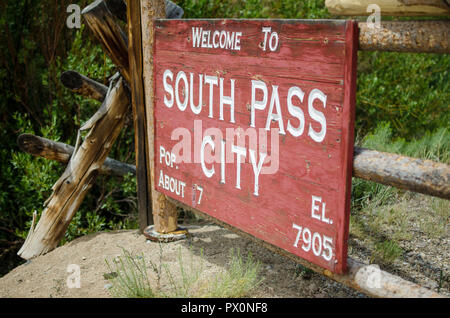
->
[103,272,118,280]
[104,283,113,290]
[424,281,438,290]
[307,283,318,292]
[316,291,328,298]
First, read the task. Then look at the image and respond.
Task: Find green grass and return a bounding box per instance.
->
[207,249,263,298]
[349,124,449,265]
[352,123,449,212]
[372,240,403,264]
[105,246,263,298]
[105,248,156,298]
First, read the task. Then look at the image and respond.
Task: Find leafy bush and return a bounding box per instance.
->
[0,0,137,269]
[356,52,449,139]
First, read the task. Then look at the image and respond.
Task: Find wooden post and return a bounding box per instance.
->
[18,76,130,260]
[127,0,153,232]
[140,0,179,233]
[127,0,178,233]
[326,0,450,16]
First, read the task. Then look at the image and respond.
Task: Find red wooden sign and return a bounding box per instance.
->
[152,19,358,273]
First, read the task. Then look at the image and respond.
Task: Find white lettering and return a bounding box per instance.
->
[219,78,235,123]
[287,86,305,137]
[249,150,266,196]
[190,73,203,115]
[201,135,215,178]
[192,27,202,47]
[251,80,268,127]
[175,71,188,111]
[308,89,327,143]
[204,75,218,118]
[261,27,271,51]
[163,69,174,108]
[265,85,286,135]
[232,145,246,189]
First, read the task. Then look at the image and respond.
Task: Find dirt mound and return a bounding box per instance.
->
[0,224,361,298]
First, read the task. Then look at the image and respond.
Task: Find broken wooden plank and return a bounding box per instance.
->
[326,0,450,16]
[82,0,130,82]
[17,134,135,177]
[60,70,108,102]
[359,20,450,54]
[17,76,130,260]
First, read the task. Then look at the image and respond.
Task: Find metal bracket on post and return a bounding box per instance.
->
[143,225,189,243]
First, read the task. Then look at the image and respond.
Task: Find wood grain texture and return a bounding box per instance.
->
[83,0,130,83]
[128,0,152,232]
[326,0,450,16]
[141,0,179,234]
[132,0,179,233]
[152,19,358,273]
[60,70,108,102]
[358,20,450,54]
[18,77,130,260]
[354,147,450,199]
[17,133,136,177]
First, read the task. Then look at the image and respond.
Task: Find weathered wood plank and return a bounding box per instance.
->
[127,0,153,232]
[128,0,180,233]
[82,0,130,83]
[60,70,108,102]
[152,19,358,273]
[359,20,450,54]
[353,147,450,199]
[140,0,179,234]
[17,134,136,177]
[167,196,445,298]
[17,76,130,260]
[326,0,450,16]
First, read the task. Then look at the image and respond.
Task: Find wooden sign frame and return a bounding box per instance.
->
[140,17,358,274]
